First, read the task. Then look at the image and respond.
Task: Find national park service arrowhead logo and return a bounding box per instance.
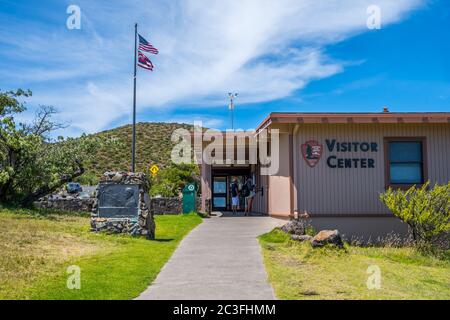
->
[301,140,323,168]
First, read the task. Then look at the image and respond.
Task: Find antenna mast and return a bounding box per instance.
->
[228,92,238,130]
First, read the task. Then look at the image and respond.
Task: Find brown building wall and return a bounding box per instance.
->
[293,123,450,216]
[268,132,292,217]
[251,165,268,214]
[200,162,211,212]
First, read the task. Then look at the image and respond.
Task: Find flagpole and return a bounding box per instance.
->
[132,23,138,172]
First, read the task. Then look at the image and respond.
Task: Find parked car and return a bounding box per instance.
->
[66,182,83,194]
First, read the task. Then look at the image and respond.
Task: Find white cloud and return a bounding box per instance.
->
[0,0,425,134]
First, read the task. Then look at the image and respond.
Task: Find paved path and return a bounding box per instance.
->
[136,214,284,300]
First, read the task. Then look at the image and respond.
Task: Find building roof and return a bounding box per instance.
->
[255,112,450,133]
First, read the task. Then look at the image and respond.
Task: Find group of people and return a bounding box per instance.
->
[230,176,255,216]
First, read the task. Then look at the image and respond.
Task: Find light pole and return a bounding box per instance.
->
[228,92,238,130]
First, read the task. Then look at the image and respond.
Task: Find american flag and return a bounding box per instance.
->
[138,34,158,54]
[138,51,154,71]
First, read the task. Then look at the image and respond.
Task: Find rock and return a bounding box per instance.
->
[311,230,344,248]
[151,197,183,215]
[111,172,123,182]
[291,234,313,242]
[35,197,95,212]
[281,219,308,235]
[91,171,156,239]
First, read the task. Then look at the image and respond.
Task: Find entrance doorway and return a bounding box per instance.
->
[211,167,251,211]
[212,176,227,210]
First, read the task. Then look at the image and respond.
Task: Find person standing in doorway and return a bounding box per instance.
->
[244,176,255,216]
[231,178,239,215]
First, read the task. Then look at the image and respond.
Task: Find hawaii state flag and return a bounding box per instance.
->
[138,51,154,71]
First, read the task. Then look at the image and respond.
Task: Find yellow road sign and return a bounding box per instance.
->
[150,165,159,176]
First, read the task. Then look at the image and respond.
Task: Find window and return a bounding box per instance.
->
[384,138,427,187]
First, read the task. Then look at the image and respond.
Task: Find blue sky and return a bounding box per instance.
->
[0,0,449,136]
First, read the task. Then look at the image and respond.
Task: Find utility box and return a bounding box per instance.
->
[182,183,197,214]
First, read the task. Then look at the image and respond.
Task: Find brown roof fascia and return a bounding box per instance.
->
[255,112,450,131]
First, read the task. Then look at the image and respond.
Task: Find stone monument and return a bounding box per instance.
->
[91,171,155,239]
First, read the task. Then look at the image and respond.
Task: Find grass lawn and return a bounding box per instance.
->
[259,228,450,300]
[0,207,202,300]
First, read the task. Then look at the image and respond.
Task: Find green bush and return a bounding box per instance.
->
[148,163,199,197]
[380,182,450,247]
[74,172,100,186]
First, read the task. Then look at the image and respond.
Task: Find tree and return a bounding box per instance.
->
[0,89,105,206]
[149,163,199,197]
[380,182,450,246]
[0,89,32,200]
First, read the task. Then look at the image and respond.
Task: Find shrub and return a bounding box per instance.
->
[380,182,450,248]
[74,172,100,186]
[148,162,199,197]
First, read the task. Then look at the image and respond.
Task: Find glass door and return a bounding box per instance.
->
[212,176,227,210]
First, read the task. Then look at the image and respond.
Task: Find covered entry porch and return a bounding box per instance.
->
[211,166,250,211]
[201,164,268,215]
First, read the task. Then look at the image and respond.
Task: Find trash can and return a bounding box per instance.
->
[182,183,197,214]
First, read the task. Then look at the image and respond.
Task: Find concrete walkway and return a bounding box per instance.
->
[136,214,284,300]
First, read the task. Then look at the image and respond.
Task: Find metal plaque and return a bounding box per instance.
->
[97,184,139,218]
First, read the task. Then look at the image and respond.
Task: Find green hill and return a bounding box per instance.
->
[77,122,194,184]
